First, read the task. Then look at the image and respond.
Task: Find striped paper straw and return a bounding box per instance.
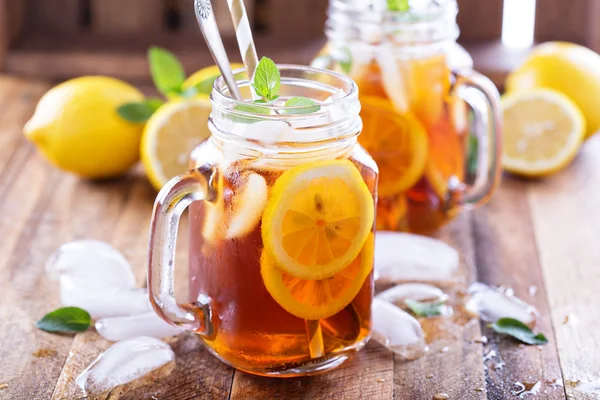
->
[226,0,260,81]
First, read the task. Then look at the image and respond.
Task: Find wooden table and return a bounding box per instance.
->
[0,76,598,400]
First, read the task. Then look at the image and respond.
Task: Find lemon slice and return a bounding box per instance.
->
[226,172,268,239]
[502,89,585,177]
[359,96,429,197]
[262,159,374,280]
[141,98,212,190]
[261,234,374,320]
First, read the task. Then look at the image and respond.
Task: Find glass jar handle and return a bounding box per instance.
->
[452,69,502,208]
[148,166,218,335]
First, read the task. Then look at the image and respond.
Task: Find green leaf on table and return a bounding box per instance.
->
[405,299,445,317]
[117,98,164,123]
[284,97,321,114]
[388,0,410,12]
[148,46,186,96]
[491,318,549,345]
[252,57,281,102]
[36,307,91,333]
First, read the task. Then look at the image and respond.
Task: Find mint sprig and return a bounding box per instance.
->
[405,299,445,317]
[117,98,164,123]
[388,0,409,12]
[252,57,281,101]
[491,318,548,345]
[36,307,91,333]
[234,57,321,121]
[148,47,186,97]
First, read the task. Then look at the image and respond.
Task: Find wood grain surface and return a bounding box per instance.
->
[1,77,598,399]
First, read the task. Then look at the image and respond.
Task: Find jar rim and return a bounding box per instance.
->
[209,64,362,146]
[211,64,358,113]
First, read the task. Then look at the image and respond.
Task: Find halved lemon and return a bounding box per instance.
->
[261,160,374,280]
[183,63,245,97]
[502,89,585,177]
[141,98,212,190]
[261,234,374,320]
[359,96,429,197]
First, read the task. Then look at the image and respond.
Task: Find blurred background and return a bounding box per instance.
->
[0,0,594,88]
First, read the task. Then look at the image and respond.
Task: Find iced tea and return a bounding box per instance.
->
[317,0,502,234]
[148,65,378,377]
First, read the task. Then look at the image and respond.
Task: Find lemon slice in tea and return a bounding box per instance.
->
[261,234,374,320]
[261,159,374,280]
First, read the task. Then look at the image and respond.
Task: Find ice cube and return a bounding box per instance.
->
[465,282,538,326]
[76,336,175,397]
[226,172,268,239]
[96,312,184,342]
[376,49,409,113]
[46,240,135,289]
[372,298,427,360]
[240,120,295,142]
[60,275,150,319]
[375,232,459,284]
[376,283,447,305]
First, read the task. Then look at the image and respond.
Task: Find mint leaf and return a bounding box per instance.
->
[235,103,271,115]
[36,307,91,333]
[491,318,548,345]
[148,46,185,96]
[284,97,321,114]
[117,98,164,123]
[388,0,409,12]
[252,57,280,101]
[405,299,445,317]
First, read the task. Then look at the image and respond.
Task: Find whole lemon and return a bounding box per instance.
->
[24,76,145,179]
[506,42,600,139]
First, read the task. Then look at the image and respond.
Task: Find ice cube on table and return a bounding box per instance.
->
[372,298,427,360]
[465,282,538,326]
[375,232,459,284]
[60,275,150,319]
[76,336,175,397]
[46,240,135,289]
[377,283,447,306]
[96,312,184,342]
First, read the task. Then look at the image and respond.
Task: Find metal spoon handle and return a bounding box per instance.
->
[194,0,243,101]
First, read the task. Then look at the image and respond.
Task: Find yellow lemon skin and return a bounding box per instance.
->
[24,76,145,179]
[183,63,245,97]
[506,42,600,139]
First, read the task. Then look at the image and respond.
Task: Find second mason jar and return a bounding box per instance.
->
[315,0,502,234]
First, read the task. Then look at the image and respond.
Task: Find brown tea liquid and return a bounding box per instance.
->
[188,150,376,375]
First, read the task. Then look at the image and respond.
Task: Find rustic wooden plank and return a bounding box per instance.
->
[4,34,325,81]
[527,138,600,399]
[177,0,251,38]
[0,0,8,69]
[25,0,82,33]
[7,0,25,43]
[0,77,43,177]
[472,179,566,399]
[230,342,393,399]
[91,0,165,34]
[394,214,488,399]
[535,0,588,45]
[456,0,504,41]
[266,0,327,40]
[0,80,78,400]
